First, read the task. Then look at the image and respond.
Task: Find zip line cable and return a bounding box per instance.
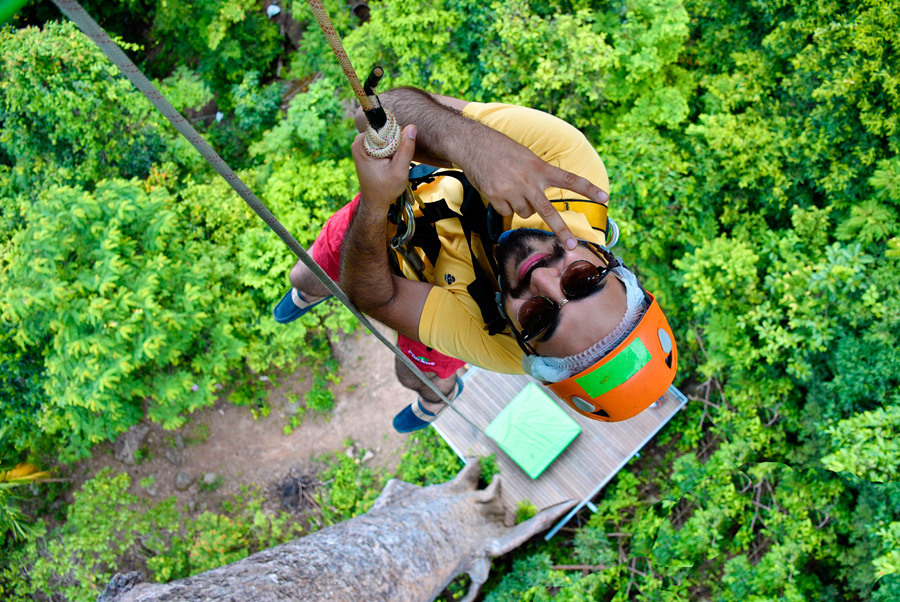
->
[49,0,489,429]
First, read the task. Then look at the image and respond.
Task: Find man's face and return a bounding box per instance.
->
[497,230,628,358]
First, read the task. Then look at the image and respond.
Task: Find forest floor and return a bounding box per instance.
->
[64,321,418,517]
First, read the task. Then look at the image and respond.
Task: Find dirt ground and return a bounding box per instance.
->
[70,321,421,513]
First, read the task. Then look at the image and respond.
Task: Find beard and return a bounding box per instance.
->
[494,228,563,292]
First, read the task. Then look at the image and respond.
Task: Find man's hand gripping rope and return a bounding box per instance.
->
[355,91,609,250]
[353,124,419,210]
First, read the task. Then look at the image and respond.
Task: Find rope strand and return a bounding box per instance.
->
[305,0,371,110]
[305,0,402,157]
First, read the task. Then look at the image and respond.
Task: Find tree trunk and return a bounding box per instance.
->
[100,459,574,602]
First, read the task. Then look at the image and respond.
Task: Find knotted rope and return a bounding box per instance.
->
[363,112,401,157]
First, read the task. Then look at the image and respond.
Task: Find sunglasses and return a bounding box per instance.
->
[503,244,621,356]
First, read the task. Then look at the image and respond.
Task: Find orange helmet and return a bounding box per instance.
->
[546,292,677,422]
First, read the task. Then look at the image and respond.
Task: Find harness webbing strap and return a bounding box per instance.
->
[51,0,457,410]
[552,200,609,237]
[408,170,508,335]
[411,214,442,266]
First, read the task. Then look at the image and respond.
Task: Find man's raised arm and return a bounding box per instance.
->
[341,125,433,340]
[355,87,608,250]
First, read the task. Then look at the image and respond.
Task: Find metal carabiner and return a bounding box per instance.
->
[392,199,417,249]
[390,192,425,280]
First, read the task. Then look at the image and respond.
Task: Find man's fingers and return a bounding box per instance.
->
[512,201,535,219]
[531,193,577,250]
[351,133,367,160]
[492,199,513,217]
[553,168,609,204]
[393,125,417,168]
[352,128,418,207]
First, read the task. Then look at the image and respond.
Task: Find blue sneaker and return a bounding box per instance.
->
[393,376,464,433]
[273,288,332,324]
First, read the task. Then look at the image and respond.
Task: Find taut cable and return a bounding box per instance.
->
[51,0,459,411]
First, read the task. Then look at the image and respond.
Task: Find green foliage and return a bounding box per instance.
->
[836,199,899,244]
[600,125,703,268]
[0,21,170,186]
[572,514,618,567]
[477,1,617,127]
[305,380,336,414]
[156,65,215,113]
[206,70,284,166]
[821,397,900,483]
[0,470,302,599]
[134,446,153,465]
[395,428,463,486]
[145,482,302,582]
[146,0,281,100]
[343,0,473,96]
[874,521,900,583]
[0,469,180,601]
[151,512,248,580]
[484,552,569,602]
[0,326,46,455]
[678,231,880,382]
[249,75,355,162]
[314,447,382,525]
[515,499,538,524]
[0,11,360,458]
[287,0,358,85]
[197,475,225,493]
[480,453,500,486]
[227,377,270,419]
[282,402,307,435]
[346,0,692,136]
[0,179,245,458]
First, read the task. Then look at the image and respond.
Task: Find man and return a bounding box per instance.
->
[277,87,675,430]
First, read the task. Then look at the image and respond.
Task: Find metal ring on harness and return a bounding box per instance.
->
[606,217,619,248]
[391,201,417,249]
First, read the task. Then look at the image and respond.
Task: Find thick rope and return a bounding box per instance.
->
[305,0,371,110]
[305,0,402,157]
[51,0,454,409]
[363,111,401,158]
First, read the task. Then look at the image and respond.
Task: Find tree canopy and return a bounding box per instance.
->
[1,0,898,600]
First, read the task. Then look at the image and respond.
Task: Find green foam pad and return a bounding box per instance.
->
[485,382,581,479]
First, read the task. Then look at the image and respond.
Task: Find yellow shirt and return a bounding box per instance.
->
[405,103,609,374]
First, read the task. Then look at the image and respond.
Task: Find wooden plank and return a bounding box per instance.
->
[433,369,685,515]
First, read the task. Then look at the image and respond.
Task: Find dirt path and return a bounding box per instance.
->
[76,322,420,512]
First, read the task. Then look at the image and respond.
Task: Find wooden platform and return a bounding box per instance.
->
[432,369,687,539]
